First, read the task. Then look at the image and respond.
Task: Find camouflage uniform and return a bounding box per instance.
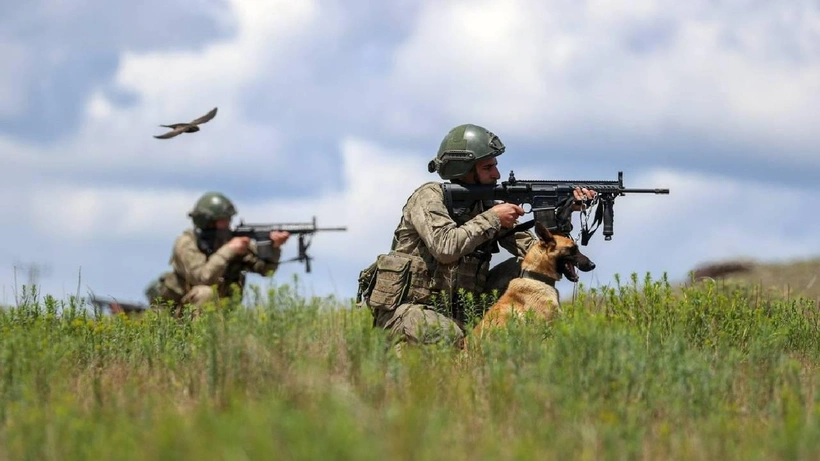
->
[359,124,536,346]
[145,192,281,317]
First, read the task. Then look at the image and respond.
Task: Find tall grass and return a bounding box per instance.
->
[0,273,818,460]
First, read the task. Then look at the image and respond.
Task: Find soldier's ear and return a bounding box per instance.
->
[535,221,555,245]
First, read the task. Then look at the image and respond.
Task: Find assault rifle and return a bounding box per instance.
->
[220,216,347,273]
[443,171,669,246]
[87,296,150,316]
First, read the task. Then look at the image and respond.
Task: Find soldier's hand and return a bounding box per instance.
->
[270,231,290,248]
[227,236,251,255]
[491,203,525,228]
[572,187,597,211]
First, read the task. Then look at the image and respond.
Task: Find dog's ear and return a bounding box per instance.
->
[535,221,555,245]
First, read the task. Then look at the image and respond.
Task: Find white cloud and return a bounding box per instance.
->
[114,0,319,108]
[1,0,819,307]
[384,0,820,163]
[238,136,433,257]
[5,0,818,178]
[28,185,199,240]
[1,0,322,179]
[0,40,32,117]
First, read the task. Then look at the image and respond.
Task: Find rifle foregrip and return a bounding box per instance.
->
[603,201,614,240]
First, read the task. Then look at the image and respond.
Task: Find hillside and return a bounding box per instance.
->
[687,256,820,302]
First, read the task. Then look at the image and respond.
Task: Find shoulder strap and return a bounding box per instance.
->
[441,182,472,218]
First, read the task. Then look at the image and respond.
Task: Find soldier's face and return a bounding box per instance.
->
[210,218,233,243]
[472,158,500,185]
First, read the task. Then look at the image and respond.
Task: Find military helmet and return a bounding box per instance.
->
[427,123,506,180]
[188,192,237,228]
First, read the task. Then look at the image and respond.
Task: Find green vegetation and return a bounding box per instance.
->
[0,272,819,460]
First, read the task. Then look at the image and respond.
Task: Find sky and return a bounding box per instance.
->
[1,0,818,307]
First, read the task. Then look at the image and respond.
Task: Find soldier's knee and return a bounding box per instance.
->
[398,305,464,346]
[185,285,216,306]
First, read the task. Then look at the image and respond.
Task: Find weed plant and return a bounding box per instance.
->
[0,273,818,460]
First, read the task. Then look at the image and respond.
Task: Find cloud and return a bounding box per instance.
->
[382,0,820,167]
[6,135,818,308]
[0,136,432,303]
[0,40,32,117]
[6,0,818,187]
[0,0,235,139]
[0,0,337,197]
[1,0,819,307]
[28,185,199,241]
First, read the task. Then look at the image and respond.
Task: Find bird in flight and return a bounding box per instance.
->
[154,107,218,139]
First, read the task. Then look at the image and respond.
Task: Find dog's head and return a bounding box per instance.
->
[523,222,596,282]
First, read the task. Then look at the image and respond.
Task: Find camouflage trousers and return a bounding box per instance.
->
[145,277,219,319]
[371,256,523,346]
[172,285,220,319]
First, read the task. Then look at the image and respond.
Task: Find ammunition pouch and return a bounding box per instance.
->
[447,255,490,304]
[360,252,433,312]
[145,271,185,307]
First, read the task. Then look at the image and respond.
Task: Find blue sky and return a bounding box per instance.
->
[1,0,819,306]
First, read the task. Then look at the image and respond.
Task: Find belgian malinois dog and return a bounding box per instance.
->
[472,221,596,337]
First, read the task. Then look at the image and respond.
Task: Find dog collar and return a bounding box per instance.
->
[520,270,557,286]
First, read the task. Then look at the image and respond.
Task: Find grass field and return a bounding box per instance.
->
[0,268,819,460]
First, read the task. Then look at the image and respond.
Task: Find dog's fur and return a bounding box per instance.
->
[472,222,596,338]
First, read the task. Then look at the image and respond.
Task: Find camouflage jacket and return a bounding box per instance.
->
[391,181,535,301]
[163,229,282,298]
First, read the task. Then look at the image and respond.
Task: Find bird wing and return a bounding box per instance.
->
[154,127,185,139]
[190,107,218,125]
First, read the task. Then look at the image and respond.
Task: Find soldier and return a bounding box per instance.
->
[144,192,290,318]
[358,123,595,347]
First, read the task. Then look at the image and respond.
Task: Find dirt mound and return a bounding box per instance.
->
[688,257,820,302]
[691,260,754,280]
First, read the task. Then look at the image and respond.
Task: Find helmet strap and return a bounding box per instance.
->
[454,167,479,185]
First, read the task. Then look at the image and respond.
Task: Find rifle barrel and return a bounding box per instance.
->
[237,224,347,231]
[620,188,670,194]
[283,226,347,233]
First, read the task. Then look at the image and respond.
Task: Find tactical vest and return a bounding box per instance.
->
[361,182,495,321]
[147,231,246,305]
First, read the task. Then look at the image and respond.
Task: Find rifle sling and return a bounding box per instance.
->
[580,202,604,246]
[495,220,536,241]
